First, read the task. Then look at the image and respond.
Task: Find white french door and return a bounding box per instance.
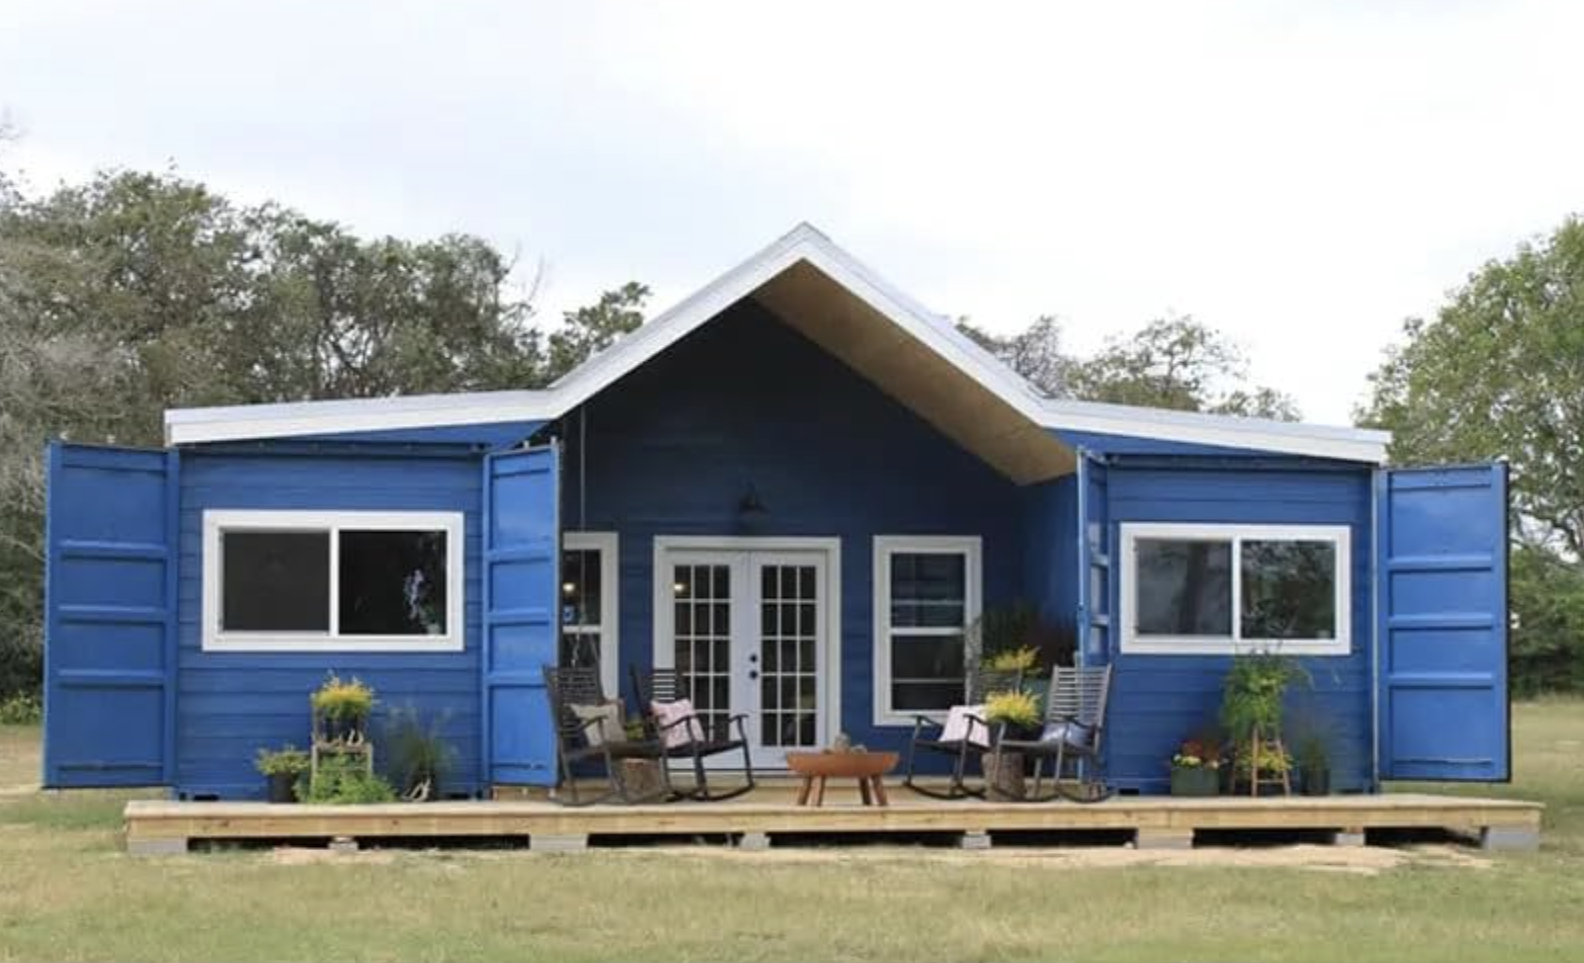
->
[654,539,836,769]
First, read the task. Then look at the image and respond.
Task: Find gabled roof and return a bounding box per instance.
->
[164,223,1389,467]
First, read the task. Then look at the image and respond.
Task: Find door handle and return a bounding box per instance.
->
[748,670,759,680]
[749,653,759,664]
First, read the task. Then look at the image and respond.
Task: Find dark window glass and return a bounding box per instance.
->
[889,634,965,711]
[1241,540,1337,640]
[892,681,966,711]
[338,530,448,636]
[221,531,330,632]
[1135,539,1232,636]
[890,552,967,628]
[560,548,602,627]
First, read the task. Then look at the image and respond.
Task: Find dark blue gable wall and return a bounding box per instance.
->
[1019,477,1078,633]
[561,300,1027,752]
[175,448,485,799]
[1101,460,1375,793]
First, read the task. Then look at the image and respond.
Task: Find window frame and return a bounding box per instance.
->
[561,531,620,697]
[872,535,983,726]
[202,509,465,652]
[1119,522,1351,657]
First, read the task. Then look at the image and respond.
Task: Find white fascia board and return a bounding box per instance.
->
[164,389,556,445]
[1040,397,1391,463]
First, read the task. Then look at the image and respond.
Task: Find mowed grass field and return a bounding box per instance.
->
[1,702,1581,962]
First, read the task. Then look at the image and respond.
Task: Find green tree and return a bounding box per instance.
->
[961,313,1299,420]
[0,164,647,697]
[1360,215,1584,691]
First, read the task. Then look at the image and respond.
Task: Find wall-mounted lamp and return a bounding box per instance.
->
[738,481,770,517]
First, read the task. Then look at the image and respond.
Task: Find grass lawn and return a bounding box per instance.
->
[1,702,1581,962]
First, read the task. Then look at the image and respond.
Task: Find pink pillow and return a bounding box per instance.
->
[650,699,707,748]
[939,704,991,748]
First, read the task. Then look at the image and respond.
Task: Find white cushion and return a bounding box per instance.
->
[570,701,624,746]
[939,704,991,748]
[651,698,707,748]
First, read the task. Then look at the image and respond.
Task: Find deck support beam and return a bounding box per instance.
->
[530,833,589,853]
[1480,825,1540,852]
[1134,829,1194,851]
[127,836,188,857]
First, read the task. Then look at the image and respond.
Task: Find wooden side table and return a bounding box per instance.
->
[786,751,899,807]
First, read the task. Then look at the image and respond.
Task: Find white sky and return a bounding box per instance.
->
[3,0,1581,425]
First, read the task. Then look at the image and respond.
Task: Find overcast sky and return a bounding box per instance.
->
[3,1,1581,425]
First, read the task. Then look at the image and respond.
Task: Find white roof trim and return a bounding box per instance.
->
[162,222,1390,464]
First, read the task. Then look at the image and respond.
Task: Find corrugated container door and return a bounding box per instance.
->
[481,443,560,786]
[1075,451,1111,667]
[42,442,178,788]
[1377,463,1510,781]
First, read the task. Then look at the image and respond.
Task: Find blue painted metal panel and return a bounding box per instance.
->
[483,444,560,785]
[174,448,486,799]
[1075,452,1112,668]
[297,421,545,447]
[43,442,178,788]
[562,301,1025,760]
[1100,461,1376,794]
[1377,463,1509,781]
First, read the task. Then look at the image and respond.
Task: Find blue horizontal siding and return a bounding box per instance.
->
[565,300,1026,762]
[175,449,485,799]
[1102,461,1376,793]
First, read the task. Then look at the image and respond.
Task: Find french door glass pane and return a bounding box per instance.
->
[759,563,818,749]
[1135,538,1233,636]
[1241,540,1337,640]
[674,563,730,737]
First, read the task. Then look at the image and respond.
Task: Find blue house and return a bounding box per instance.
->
[40,224,1511,799]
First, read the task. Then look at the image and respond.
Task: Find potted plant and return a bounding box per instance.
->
[1219,650,1306,795]
[254,745,310,803]
[970,602,1077,678]
[1295,732,1331,796]
[982,689,1042,800]
[383,705,454,801]
[302,754,399,804]
[1169,737,1222,797]
[311,673,375,742]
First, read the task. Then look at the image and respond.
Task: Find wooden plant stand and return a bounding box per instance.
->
[1230,728,1291,797]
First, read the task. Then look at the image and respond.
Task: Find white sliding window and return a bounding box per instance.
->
[873,535,983,725]
[202,510,464,652]
[1120,523,1350,656]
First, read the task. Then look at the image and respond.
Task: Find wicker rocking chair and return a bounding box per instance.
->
[543,665,673,806]
[901,668,1025,799]
[630,666,756,802]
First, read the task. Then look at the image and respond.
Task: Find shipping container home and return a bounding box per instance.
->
[41,224,1511,800]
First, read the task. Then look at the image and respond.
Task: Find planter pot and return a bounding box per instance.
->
[1170,766,1220,797]
[266,771,299,804]
[617,758,665,800]
[1300,765,1330,797]
[983,751,1026,801]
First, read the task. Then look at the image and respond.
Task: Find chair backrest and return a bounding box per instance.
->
[543,665,608,749]
[631,665,691,709]
[1043,664,1113,749]
[968,667,1025,703]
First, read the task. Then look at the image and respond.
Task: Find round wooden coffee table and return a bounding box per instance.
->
[785,751,899,807]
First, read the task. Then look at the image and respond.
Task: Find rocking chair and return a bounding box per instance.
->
[543,665,673,806]
[901,667,1025,799]
[630,666,757,802]
[991,664,1113,803]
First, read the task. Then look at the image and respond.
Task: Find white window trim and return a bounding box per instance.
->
[1118,522,1351,656]
[563,531,620,697]
[202,509,465,652]
[872,535,983,727]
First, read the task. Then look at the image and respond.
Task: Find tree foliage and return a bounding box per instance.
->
[961,313,1300,420]
[1360,216,1584,692]
[0,165,647,697]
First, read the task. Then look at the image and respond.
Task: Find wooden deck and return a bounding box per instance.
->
[123,789,1542,855]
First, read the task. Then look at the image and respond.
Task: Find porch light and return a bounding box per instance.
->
[561,581,577,596]
[738,481,769,517]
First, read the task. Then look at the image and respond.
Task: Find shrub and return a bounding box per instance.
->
[382,705,453,800]
[984,689,1042,730]
[254,745,310,777]
[303,754,397,804]
[0,692,42,725]
[985,645,1040,673]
